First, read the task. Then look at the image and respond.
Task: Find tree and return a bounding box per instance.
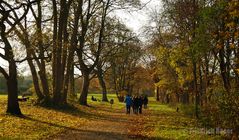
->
[149,0,239,138]
[75,0,140,105]
[12,0,51,103]
[95,17,140,102]
[0,0,36,115]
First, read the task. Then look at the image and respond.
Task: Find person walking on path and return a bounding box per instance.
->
[139,96,143,114]
[132,96,136,114]
[143,95,148,109]
[134,96,140,114]
[124,94,132,114]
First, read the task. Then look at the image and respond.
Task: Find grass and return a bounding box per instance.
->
[0,93,123,139]
[146,98,223,140]
[0,93,223,140]
[87,93,125,109]
[0,95,7,99]
[0,95,87,139]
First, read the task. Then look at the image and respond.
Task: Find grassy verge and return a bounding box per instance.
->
[0,95,87,139]
[0,93,117,139]
[147,98,223,140]
[87,93,125,109]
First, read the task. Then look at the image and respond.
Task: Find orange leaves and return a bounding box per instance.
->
[216,44,223,49]
[234,31,239,38]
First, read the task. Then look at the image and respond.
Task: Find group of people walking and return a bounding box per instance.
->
[125,94,148,114]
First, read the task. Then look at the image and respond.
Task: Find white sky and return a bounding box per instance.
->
[115,0,162,38]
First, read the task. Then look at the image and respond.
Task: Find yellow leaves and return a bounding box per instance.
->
[228,0,239,18]
[230,44,235,49]
[235,69,239,74]
[226,22,236,28]
[229,9,239,18]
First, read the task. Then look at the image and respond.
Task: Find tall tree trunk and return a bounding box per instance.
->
[193,61,199,118]
[52,0,58,102]
[79,71,90,105]
[156,86,160,101]
[204,55,209,105]
[36,0,50,101]
[4,37,21,115]
[52,0,72,105]
[27,59,44,101]
[68,66,76,99]
[199,63,203,106]
[219,48,231,91]
[0,18,21,115]
[6,65,22,115]
[97,65,108,102]
[38,70,50,100]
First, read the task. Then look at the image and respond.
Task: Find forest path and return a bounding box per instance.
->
[49,99,153,140]
[48,95,220,140]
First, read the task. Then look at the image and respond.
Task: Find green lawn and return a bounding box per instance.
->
[0,95,7,99]
[146,98,223,140]
[87,93,125,109]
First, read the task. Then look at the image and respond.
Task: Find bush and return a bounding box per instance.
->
[201,90,239,138]
[177,103,195,117]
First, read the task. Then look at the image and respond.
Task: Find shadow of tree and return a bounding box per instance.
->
[21,115,81,131]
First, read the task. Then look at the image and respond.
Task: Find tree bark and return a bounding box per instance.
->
[97,65,108,102]
[6,69,22,115]
[0,14,22,115]
[199,62,203,106]
[36,0,50,100]
[79,71,90,105]
[52,0,72,105]
[27,59,44,101]
[68,66,76,99]
[193,61,199,118]
[219,48,231,91]
[156,86,160,101]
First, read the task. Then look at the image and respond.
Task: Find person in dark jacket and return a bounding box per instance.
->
[143,95,148,109]
[134,96,141,114]
[124,94,132,114]
[138,96,143,114]
[132,95,136,114]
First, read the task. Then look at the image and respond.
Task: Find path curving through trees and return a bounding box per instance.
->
[49,98,221,140]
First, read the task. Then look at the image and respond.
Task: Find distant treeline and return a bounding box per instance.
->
[0,75,32,94]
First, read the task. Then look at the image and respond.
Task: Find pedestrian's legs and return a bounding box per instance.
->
[139,105,142,114]
[128,105,130,114]
[126,105,130,114]
[144,104,146,109]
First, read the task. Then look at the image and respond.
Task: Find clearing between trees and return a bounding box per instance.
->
[0,94,222,140]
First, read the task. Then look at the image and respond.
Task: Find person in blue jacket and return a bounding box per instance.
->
[124,94,132,114]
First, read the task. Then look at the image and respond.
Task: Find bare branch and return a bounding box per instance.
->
[15,56,51,63]
[5,0,37,35]
[0,53,7,60]
[0,66,9,79]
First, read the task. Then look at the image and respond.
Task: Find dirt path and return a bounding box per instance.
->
[49,105,153,140]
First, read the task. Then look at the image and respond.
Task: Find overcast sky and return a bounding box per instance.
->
[115,0,162,38]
